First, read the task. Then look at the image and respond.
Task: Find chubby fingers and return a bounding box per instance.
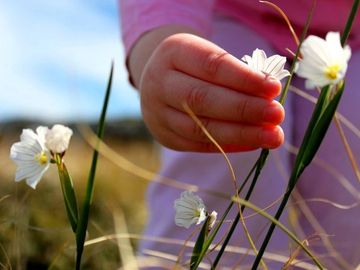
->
[159,106,284,152]
[161,70,285,125]
[160,33,281,99]
[140,33,286,152]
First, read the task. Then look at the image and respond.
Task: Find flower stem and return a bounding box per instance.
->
[334,116,360,182]
[341,0,360,46]
[251,84,345,269]
[190,155,261,270]
[232,195,324,269]
[251,182,293,270]
[212,149,269,268]
[75,63,113,270]
[56,158,78,233]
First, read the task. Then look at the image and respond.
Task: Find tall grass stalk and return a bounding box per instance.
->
[75,63,113,270]
[251,1,359,269]
[231,197,324,269]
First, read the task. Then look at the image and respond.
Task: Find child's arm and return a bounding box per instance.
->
[128,25,284,152]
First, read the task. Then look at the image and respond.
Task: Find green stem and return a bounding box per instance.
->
[232,196,324,269]
[56,159,78,233]
[251,1,359,266]
[251,180,294,269]
[341,0,360,46]
[250,86,338,269]
[190,155,261,270]
[75,63,113,270]
[277,0,315,105]
[212,150,269,268]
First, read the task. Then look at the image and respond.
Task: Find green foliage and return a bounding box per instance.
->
[76,63,114,269]
[56,157,78,233]
[301,86,344,168]
[190,216,210,270]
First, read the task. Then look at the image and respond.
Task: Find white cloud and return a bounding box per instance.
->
[0,0,140,122]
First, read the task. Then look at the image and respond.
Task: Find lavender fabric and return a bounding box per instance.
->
[120,0,360,56]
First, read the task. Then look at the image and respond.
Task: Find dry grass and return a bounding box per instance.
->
[0,123,159,269]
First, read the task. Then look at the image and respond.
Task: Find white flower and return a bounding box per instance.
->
[174,191,207,229]
[295,32,351,89]
[208,210,218,229]
[45,124,73,154]
[10,126,51,189]
[241,48,290,81]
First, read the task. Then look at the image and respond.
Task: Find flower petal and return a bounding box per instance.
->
[45,124,73,153]
[264,55,286,74]
[241,49,289,81]
[26,167,48,189]
[252,49,266,71]
[209,211,218,229]
[196,208,207,225]
[296,32,351,89]
[274,70,291,81]
[36,126,49,148]
[10,127,50,188]
[174,191,206,228]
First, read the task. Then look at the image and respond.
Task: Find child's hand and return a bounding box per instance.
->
[133,32,284,152]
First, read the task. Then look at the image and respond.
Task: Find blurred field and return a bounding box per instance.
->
[0,120,159,269]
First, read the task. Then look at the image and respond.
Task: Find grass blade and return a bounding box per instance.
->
[190,217,210,270]
[232,196,325,269]
[302,85,344,167]
[75,63,113,270]
[56,158,78,233]
[341,0,360,46]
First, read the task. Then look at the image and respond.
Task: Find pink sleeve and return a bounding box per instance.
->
[120,0,215,55]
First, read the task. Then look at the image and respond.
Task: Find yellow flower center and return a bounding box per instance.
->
[35,151,48,165]
[324,64,341,80]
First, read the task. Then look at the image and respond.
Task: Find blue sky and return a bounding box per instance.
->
[0,0,141,122]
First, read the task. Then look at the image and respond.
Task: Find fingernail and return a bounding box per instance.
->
[263,103,284,124]
[264,78,281,96]
[260,126,284,148]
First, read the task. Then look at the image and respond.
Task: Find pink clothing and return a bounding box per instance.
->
[121,0,360,55]
[119,1,360,269]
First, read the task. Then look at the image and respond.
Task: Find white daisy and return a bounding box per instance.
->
[295,32,351,89]
[45,124,73,154]
[10,126,51,189]
[241,48,290,81]
[174,191,207,229]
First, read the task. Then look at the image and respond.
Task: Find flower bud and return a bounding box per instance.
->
[45,124,73,154]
